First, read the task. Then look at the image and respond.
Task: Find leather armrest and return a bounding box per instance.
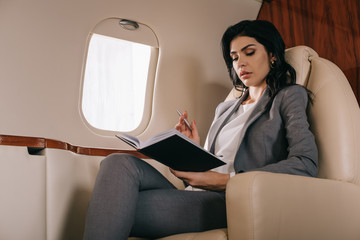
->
[226,171,360,240]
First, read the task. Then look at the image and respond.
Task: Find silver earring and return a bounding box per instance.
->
[270,60,276,69]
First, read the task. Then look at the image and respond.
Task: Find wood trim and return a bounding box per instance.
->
[0,134,149,158]
[257,0,360,105]
[0,135,46,148]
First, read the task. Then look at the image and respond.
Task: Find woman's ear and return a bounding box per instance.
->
[269,53,277,69]
[269,52,277,62]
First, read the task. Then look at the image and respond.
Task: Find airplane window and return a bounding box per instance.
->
[82,33,151,132]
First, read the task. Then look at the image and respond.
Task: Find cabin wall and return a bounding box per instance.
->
[257,0,360,104]
[0,2,262,238]
[0,146,46,240]
[0,0,261,149]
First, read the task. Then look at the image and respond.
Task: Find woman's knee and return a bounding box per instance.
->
[100,153,141,170]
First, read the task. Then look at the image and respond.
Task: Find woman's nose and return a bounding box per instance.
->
[237,58,246,68]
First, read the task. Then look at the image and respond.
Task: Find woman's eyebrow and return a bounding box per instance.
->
[241,43,256,52]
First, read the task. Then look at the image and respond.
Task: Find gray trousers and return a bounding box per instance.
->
[83,153,227,240]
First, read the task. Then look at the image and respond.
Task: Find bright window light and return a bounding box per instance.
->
[82,33,151,132]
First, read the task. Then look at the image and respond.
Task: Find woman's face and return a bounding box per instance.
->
[230,36,274,89]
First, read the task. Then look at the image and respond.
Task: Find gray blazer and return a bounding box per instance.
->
[207,85,318,177]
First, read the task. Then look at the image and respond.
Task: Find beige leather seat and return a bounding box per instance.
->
[130,45,360,240]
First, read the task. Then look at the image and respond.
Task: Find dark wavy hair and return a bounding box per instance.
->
[221,20,296,98]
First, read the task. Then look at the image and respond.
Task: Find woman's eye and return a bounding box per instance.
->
[232,57,238,61]
[245,50,255,56]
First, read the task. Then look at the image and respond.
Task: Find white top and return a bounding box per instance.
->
[186,101,257,191]
[211,102,257,174]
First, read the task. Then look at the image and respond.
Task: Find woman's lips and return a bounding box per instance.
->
[240,71,251,79]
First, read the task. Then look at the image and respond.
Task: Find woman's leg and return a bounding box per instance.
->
[83,153,227,240]
[83,153,177,240]
[130,188,226,238]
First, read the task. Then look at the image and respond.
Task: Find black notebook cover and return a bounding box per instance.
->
[116,130,225,172]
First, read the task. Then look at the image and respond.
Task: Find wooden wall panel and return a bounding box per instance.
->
[257,0,360,104]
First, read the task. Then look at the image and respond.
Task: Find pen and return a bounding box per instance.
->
[176,109,192,131]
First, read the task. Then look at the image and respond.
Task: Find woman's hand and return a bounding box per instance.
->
[170,169,230,191]
[175,110,200,145]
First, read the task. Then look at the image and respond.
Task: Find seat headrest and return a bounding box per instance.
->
[284,46,318,86]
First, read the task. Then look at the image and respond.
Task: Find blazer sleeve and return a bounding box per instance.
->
[250,86,318,177]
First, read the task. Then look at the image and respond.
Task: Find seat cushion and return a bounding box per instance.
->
[129,228,227,240]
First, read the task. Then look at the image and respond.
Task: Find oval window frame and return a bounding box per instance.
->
[79,18,159,135]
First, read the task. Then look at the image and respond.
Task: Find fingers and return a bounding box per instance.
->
[175,110,191,133]
[174,111,200,144]
[183,110,189,120]
[175,116,186,133]
[169,168,176,175]
[169,168,189,182]
[190,120,201,145]
[170,169,230,191]
[191,120,197,134]
[169,168,193,181]
[181,111,190,131]
[175,114,184,130]
[174,120,182,131]
[169,168,187,178]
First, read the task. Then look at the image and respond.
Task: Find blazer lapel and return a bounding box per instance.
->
[232,88,272,172]
[208,91,248,153]
[208,87,272,155]
[237,88,271,142]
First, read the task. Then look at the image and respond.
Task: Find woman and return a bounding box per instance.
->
[83,20,318,239]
